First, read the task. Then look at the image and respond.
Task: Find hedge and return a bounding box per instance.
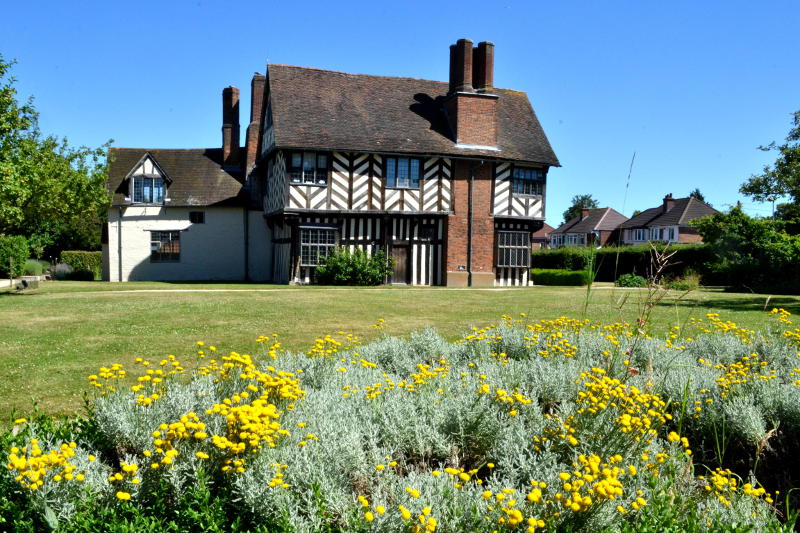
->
[531,268,590,286]
[532,244,715,283]
[60,251,102,280]
[0,235,29,278]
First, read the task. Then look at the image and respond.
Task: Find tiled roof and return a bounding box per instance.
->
[532,223,554,239]
[267,64,560,166]
[552,208,628,234]
[108,148,245,207]
[619,197,719,228]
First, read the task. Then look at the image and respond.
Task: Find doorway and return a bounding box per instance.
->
[391,245,410,284]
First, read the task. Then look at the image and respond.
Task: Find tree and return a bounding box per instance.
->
[740,110,800,218]
[0,54,109,258]
[562,194,599,224]
[694,206,800,293]
[689,188,710,205]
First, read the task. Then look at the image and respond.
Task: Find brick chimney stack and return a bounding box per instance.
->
[244,73,265,173]
[663,193,675,212]
[472,41,494,92]
[581,207,590,219]
[222,86,240,167]
[445,39,499,148]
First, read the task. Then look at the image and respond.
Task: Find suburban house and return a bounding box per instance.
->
[619,194,718,245]
[551,207,628,248]
[103,39,559,286]
[531,223,554,249]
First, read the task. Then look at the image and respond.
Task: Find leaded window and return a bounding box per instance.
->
[132,176,165,203]
[150,231,180,262]
[497,231,530,267]
[386,157,421,189]
[511,166,544,196]
[289,151,328,185]
[300,228,337,266]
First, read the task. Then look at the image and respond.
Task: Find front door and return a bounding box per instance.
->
[391,246,410,284]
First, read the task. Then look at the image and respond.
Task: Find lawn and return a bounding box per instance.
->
[1,281,799,420]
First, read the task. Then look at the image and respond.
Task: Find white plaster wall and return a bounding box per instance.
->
[107,206,248,281]
[247,210,272,282]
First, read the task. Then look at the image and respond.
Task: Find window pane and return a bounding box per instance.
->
[133,177,143,202]
[154,179,164,203]
[316,154,328,184]
[397,157,409,188]
[410,159,420,188]
[386,157,397,188]
[291,152,302,168]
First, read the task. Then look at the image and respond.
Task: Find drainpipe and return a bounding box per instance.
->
[117,206,123,282]
[244,207,250,281]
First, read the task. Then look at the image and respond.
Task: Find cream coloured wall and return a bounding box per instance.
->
[106,206,254,282]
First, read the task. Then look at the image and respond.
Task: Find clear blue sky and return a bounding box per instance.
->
[2,0,797,227]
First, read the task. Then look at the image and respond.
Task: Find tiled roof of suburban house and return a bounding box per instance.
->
[619,197,719,228]
[266,64,560,166]
[108,148,246,207]
[532,223,554,239]
[552,208,628,234]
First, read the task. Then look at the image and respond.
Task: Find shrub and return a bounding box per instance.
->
[665,270,701,291]
[314,248,393,285]
[533,245,713,283]
[532,268,590,286]
[616,273,647,287]
[60,251,102,281]
[0,235,29,278]
[23,259,48,276]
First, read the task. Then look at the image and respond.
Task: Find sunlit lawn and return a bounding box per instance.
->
[2,280,798,419]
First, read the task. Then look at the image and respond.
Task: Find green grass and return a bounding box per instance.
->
[2,281,799,420]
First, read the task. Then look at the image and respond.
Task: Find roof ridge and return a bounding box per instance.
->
[110,147,221,152]
[267,63,522,94]
[594,207,611,230]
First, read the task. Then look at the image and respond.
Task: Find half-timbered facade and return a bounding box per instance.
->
[104,39,559,285]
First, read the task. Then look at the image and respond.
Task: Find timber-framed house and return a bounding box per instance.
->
[104,39,559,285]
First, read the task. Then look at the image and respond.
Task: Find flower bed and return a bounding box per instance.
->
[2,312,799,531]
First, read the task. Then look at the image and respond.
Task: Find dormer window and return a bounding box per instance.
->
[131,176,165,203]
[511,166,544,196]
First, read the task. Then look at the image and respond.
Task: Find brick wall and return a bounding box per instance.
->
[446,160,495,281]
[445,93,498,147]
[678,227,704,244]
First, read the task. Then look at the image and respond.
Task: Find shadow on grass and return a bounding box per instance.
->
[662,293,800,314]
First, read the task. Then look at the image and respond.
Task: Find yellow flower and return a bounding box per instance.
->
[364,511,374,522]
[116,491,131,501]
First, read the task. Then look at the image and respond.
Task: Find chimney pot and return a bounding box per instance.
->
[222,86,240,167]
[473,41,494,92]
[449,38,474,93]
[663,193,675,212]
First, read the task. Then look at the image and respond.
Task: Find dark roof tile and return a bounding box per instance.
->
[267,65,559,165]
[619,197,719,228]
[552,208,628,234]
[108,148,245,207]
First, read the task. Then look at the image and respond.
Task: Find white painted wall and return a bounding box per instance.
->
[106,206,253,282]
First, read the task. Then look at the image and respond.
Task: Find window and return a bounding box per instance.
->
[497,231,530,267]
[511,166,544,196]
[386,157,421,189]
[565,234,586,246]
[189,211,205,224]
[289,151,328,185]
[300,227,337,266]
[633,229,647,241]
[150,231,180,262]
[667,227,676,241]
[132,176,165,203]
[650,227,661,241]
